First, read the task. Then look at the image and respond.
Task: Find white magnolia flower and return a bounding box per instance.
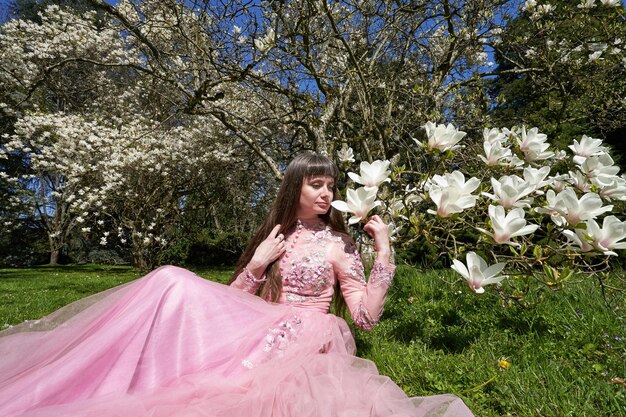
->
[524,0,537,11]
[577,0,596,9]
[587,216,626,255]
[482,175,534,209]
[348,160,391,191]
[428,186,479,218]
[569,135,607,164]
[561,228,595,254]
[337,145,355,164]
[480,138,512,166]
[254,27,276,53]
[331,187,381,224]
[477,205,539,247]
[564,216,626,256]
[427,171,481,195]
[387,199,406,219]
[517,126,554,162]
[426,171,480,218]
[588,43,608,62]
[600,0,620,6]
[579,154,620,186]
[81,227,91,233]
[537,4,555,14]
[568,170,592,192]
[414,122,466,152]
[483,128,507,145]
[451,251,507,294]
[536,188,613,226]
[596,176,626,201]
[523,166,551,194]
[387,221,400,242]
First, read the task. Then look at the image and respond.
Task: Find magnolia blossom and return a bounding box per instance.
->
[578,0,595,9]
[348,160,391,191]
[524,0,537,10]
[579,154,620,186]
[597,176,626,201]
[427,171,480,195]
[588,43,608,62]
[483,127,507,145]
[426,171,480,217]
[337,145,355,164]
[563,216,626,256]
[569,135,607,165]
[523,166,551,194]
[536,188,613,226]
[600,0,620,7]
[331,187,380,224]
[561,228,595,254]
[414,122,466,152]
[479,139,513,166]
[516,126,554,163]
[587,216,626,255]
[477,205,539,247]
[387,199,406,219]
[451,252,507,294]
[254,27,276,53]
[568,170,592,192]
[482,175,534,209]
[428,187,479,218]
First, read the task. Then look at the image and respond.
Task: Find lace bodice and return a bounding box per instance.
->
[231,219,395,330]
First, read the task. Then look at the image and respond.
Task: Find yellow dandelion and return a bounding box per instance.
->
[498,357,510,370]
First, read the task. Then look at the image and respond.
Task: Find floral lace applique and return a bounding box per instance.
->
[238,267,266,293]
[241,315,302,369]
[354,301,378,331]
[263,315,302,355]
[282,250,332,295]
[369,261,395,288]
[302,226,342,244]
[343,243,367,285]
[286,292,309,303]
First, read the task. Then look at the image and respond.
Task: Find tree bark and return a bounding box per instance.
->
[49,249,59,265]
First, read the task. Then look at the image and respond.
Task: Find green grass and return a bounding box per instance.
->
[358,267,626,416]
[0,264,624,416]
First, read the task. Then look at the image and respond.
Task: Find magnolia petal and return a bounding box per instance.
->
[482,262,506,279]
[450,259,470,280]
[480,275,506,286]
[348,215,362,225]
[330,201,350,212]
[348,172,363,184]
[510,224,539,238]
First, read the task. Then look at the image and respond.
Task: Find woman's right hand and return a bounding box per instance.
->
[247,224,286,277]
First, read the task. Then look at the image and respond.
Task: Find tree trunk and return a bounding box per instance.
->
[132,250,149,271]
[49,249,59,265]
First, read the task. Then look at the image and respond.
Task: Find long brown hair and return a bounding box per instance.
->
[230,152,348,313]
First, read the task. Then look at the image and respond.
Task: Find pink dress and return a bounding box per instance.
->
[0,219,473,416]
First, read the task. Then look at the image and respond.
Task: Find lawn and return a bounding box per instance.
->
[0,264,624,416]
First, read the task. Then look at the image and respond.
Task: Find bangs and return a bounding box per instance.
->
[303,155,338,179]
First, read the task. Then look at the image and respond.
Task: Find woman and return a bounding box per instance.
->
[0,153,473,416]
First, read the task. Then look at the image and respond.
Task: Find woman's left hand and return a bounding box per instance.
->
[363,215,391,259]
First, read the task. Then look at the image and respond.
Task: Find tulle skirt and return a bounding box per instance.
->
[0,266,473,416]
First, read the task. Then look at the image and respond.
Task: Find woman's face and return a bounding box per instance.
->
[297,175,334,219]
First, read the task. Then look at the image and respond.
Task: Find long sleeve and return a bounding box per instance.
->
[333,236,395,331]
[230,268,266,294]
